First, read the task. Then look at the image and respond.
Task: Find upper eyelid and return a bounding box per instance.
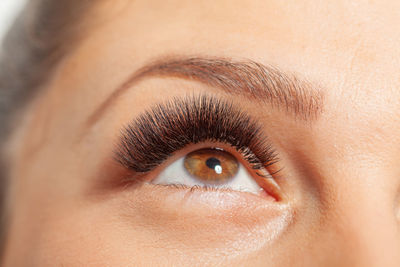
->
[114,94,278,175]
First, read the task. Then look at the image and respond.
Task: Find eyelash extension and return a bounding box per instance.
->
[115,94,279,177]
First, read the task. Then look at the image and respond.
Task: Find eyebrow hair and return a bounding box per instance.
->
[87,56,324,125]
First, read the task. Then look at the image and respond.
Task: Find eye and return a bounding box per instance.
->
[184,148,238,183]
[152,148,265,195]
[115,95,283,199]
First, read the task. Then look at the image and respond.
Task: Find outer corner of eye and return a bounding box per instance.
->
[150,147,283,200]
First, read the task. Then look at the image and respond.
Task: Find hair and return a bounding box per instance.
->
[0,0,94,254]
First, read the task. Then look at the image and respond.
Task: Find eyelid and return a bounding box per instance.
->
[115,94,277,171]
[114,94,283,198]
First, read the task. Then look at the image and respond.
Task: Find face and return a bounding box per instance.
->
[3,0,400,266]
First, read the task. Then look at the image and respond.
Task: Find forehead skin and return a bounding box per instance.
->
[4,0,400,266]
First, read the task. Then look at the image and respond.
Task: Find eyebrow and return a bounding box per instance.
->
[87,56,324,125]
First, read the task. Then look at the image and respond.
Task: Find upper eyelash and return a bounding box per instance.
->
[114,94,279,176]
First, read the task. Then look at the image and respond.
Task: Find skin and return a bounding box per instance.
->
[3,0,400,266]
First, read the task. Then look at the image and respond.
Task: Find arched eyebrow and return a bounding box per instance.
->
[86,56,324,126]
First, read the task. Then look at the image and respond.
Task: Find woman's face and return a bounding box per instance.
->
[3,0,400,266]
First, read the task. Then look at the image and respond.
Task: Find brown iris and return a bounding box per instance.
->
[184,148,239,183]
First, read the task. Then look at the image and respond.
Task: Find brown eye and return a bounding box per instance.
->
[184,148,239,184]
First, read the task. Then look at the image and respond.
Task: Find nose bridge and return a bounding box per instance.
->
[317,168,400,267]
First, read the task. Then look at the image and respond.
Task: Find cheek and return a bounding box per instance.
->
[12,200,138,266]
[12,185,291,266]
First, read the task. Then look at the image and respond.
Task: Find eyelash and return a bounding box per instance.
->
[114,94,280,182]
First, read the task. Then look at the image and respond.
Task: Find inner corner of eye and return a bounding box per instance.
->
[150,147,274,196]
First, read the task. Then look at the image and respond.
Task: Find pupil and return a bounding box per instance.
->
[205,157,222,173]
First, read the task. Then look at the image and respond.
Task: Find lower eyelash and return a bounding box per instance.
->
[115,94,279,177]
[146,183,242,195]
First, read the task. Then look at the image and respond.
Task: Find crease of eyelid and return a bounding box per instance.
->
[84,56,325,132]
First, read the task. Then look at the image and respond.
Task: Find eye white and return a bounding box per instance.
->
[152,157,262,194]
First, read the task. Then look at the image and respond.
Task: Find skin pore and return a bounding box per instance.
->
[3,0,400,266]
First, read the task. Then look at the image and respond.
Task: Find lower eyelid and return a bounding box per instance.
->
[118,183,293,254]
[135,183,284,214]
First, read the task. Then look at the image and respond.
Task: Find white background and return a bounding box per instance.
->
[0,0,27,45]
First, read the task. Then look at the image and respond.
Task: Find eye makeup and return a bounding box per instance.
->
[114,94,281,186]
